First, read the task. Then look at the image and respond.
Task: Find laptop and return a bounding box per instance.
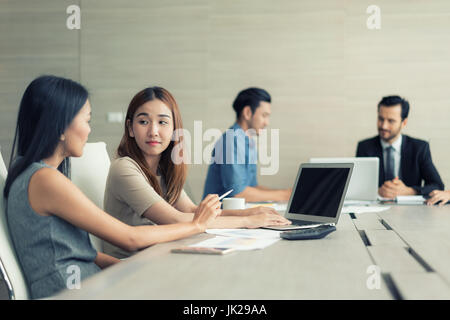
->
[262,162,353,230]
[309,157,378,202]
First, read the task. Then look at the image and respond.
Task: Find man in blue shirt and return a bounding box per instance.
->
[203,88,292,202]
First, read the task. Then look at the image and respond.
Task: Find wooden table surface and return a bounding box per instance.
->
[53,204,450,300]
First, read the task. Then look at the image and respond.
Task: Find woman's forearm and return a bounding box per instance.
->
[94,252,121,269]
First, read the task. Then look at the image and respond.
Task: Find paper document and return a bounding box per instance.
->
[206,228,282,239]
[395,195,425,204]
[341,206,391,214]
[343,200,378,206]
[190,236,280,251]
[377,196,395,202]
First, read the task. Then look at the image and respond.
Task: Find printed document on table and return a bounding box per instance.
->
[343,200,378,206]
[190,236,280,251]
[395,195,426,204]
[341,206,391,214]
[206,228,282,239]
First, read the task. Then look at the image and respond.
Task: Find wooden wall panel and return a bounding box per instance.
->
[1,0,449,202]
[0,0,80,166]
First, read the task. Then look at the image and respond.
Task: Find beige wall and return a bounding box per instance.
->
[1,0,449,202]
[0,0,80,167]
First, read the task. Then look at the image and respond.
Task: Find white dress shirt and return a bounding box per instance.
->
[380,134,402,179]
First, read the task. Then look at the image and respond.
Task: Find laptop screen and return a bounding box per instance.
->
[289,167,351,218]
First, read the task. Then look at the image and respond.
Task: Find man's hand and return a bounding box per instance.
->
[244,206,281,216]
[426,190,450,206]
[378,177,417,198]
[278,188,292,201]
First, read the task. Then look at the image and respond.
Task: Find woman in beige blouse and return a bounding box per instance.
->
[103,87,290,258]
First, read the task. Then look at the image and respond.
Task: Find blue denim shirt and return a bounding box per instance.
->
[203,123,258,199]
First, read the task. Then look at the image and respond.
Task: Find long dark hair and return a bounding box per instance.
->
[117,87,187,206]
[3,75,89,198]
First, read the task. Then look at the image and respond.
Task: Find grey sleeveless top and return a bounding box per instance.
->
[6,161,100,299]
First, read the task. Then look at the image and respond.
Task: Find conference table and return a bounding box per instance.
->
[53,203,450,300]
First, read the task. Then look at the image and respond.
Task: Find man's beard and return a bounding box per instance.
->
[378,127,401,142]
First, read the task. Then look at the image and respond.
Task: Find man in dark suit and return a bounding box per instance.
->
[356,95,444,198]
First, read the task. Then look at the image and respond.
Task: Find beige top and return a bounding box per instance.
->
[102,156,186,258]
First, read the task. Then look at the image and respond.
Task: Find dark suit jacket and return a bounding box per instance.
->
[356,135,444,196]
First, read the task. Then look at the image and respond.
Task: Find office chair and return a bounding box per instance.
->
[70,142,111,253]
[0,149,30,299]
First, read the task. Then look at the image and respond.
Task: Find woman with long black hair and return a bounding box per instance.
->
[4,75,221,299]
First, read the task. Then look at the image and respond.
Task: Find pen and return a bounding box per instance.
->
[218,189,233,201]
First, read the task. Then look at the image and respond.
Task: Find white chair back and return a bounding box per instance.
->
[0,149,30,299]
[0,148,6,179]
[70,142,111,252]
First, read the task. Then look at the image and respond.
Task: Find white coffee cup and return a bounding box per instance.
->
[222,197,245,210]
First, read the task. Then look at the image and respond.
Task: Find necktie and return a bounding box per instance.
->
[385,146,395,181]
